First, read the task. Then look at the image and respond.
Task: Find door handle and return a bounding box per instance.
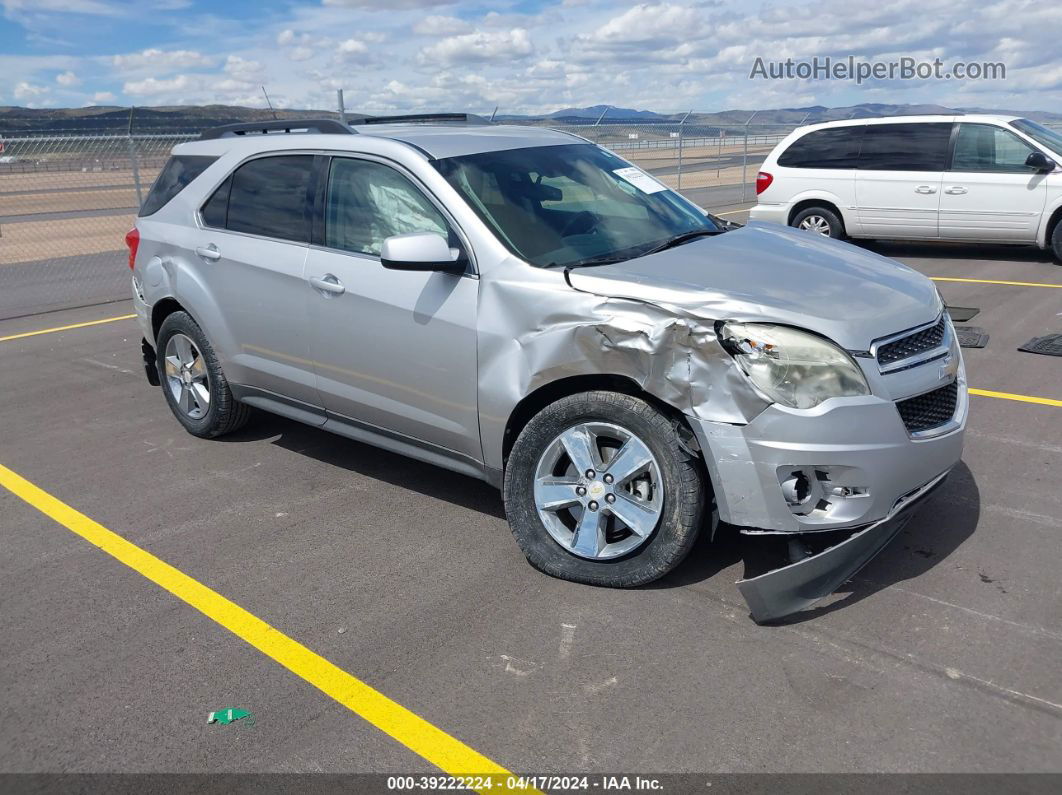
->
[944,186,968,195]
[914,185,937,194]
[195,244,221,261]
[309,274,345,295]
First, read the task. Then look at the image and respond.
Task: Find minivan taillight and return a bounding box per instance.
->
[125,227,140,269]
[756,171,774,195]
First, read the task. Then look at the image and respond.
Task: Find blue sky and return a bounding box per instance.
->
[1,0,1059,113]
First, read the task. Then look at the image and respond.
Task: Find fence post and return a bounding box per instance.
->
[676,110,691,192]
[740,110,759,203]
[126,107,144,207]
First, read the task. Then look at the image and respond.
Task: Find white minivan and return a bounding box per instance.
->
[750,115,1062,262]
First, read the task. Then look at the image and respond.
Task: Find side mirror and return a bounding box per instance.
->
[1025,151,1056,172]
[380,232,466,273]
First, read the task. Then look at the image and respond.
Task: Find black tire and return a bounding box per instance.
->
[503,391,706,587]
[791,205,846,239]
[1051,219,1062,264]
[155,311,251,438]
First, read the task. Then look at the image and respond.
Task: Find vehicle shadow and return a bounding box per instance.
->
[856,239,1055,264]
[219,413,979,622]
[218,413,507,521]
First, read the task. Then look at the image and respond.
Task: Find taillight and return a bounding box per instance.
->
[756,171,774,195]
[125,227,140,269]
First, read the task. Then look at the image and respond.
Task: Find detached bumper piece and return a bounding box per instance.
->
[737,471,949,623]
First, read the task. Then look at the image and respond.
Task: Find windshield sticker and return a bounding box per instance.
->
[612,167,667,194]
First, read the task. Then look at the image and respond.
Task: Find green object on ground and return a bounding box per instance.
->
[207,708,254,726]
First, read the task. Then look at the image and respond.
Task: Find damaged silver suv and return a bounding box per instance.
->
[128,115,967,621]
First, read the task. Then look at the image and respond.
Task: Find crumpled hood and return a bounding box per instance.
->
[565,221,941,350]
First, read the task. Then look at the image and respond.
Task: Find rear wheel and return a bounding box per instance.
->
[791,206,845,239]
[503,391,706,587]
[156,311,251,438]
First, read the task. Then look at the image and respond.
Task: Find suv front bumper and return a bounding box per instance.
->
[687,381,966,621]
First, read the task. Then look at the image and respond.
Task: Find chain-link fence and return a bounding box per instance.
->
[3,116,1059,320]
[0,119,793,320]
[0,132,196,319]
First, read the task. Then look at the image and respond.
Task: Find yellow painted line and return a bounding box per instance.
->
[0,463,521,790]
[932,277,1062,289]
[714,208,750,217]
[0,314,137,343]
[969,388,1062,407]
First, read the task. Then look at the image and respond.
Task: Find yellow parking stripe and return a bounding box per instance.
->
[0,314,136,343]
[0,463,519,790]
[969,388,1062,407]
[932,277,1062,288]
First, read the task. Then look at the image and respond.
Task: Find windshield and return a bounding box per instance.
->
[1011,119,1062,157]
[433,143,720,268]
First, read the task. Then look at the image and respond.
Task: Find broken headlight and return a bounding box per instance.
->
[719,322,870,409]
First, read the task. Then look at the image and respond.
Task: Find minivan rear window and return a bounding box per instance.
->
[139,155,217,217]
[777,126,864,168]
[858,123,951,171]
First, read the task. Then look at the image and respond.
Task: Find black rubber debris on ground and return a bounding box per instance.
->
[946,306,980,322]
[956,326,990,349]
[1018,333,1062,357]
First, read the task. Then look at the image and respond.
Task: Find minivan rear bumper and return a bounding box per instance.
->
[747,203,789,225]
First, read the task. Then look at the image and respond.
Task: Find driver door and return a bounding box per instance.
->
[305,155,481,460]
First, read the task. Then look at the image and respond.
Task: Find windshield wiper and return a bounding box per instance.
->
[642,228,723,257]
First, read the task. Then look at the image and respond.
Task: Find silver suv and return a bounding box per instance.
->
[127,115,967,622]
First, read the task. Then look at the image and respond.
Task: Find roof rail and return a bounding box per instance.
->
[350,113,492,126]
[199,119,354,140]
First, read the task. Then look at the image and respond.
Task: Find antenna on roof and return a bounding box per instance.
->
[490,105,498,122]
[261,86,278,120]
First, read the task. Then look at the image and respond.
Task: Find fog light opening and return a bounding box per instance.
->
[781,470,811,507]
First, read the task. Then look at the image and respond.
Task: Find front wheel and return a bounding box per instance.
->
[503,391,707,587]
[791,206,845,239]
[1051,220,1062,264]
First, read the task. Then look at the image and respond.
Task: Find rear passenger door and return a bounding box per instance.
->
[305,155,481,460]
[196,154,321,411]
[855,123,951,238]
[775,125,862,224]
[939,123,1048,242]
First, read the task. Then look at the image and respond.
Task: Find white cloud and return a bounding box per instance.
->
[413,15,471,36]
[123,74,195,96]
[93,90,116,102]
[14,81,48,100]
[322,0,452,8]
[338,38,367,55]
[289,46,314,62]
[55,70,80,87]
[420,28,534,66]
[224,54,262,80]
[111,48,213,72]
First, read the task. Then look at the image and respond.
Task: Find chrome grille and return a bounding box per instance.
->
[877,316,947,367]
[896,381,958,433]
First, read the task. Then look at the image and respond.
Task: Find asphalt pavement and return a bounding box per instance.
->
[1,219,1060,779]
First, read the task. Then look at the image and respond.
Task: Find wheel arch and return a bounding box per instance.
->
[1040,200,1062,250]
[787,196,845,227]
[500,374,703,472]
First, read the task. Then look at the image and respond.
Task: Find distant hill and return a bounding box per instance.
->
[1,102,1059,135]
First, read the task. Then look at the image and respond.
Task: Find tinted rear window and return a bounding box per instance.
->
[778,126,864,168]
[139,155,217,216]
[858,123,952,171]
[224,155,313,242]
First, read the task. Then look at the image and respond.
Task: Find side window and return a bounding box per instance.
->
[859,123,951,171]
[325,158,450,257]
[200,175,231,228]
[139,155,217,217]
[223,155,313,242]
[951,124,1037,172]
[777,126,864,168]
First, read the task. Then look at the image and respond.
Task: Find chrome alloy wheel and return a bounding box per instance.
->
[797,214,831,236]
[533,422,664,560]
[164,333,210,420]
